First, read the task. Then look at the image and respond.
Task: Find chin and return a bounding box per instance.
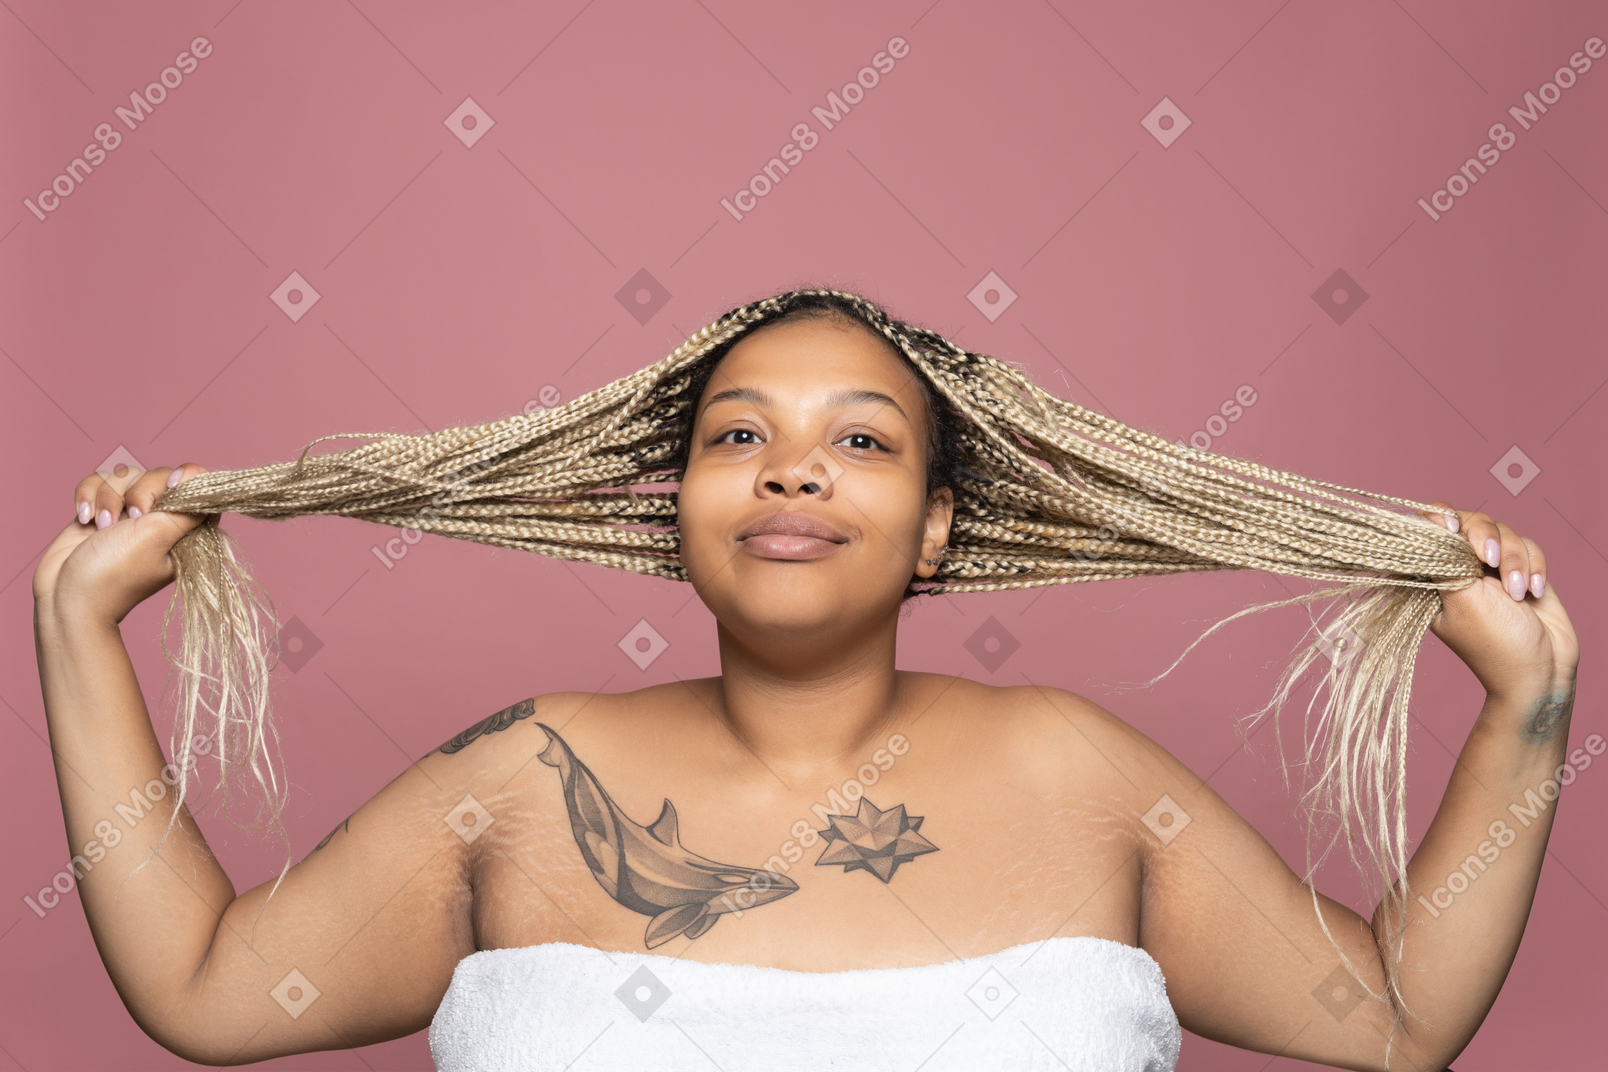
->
[695,559,889,635]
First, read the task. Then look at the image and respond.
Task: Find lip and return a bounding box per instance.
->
[738,510,848,561]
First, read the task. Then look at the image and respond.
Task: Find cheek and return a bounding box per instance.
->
[852,478,930,564]
[673,467,739,571]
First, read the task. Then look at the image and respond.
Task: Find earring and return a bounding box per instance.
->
[923,549,947,566]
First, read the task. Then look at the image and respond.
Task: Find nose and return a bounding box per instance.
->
[756,436,835,499]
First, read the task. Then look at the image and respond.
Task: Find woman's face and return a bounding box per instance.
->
[677,316,953,642]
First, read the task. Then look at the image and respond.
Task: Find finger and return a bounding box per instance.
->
[1521,535,1548,599]
[97,461,144,493]
[1494,520,1531,602]
[107,464,144,520]
[72,472,106,526]
[93,462,148,526]
[1461,510,1501,569]
[153,463,209,508]
[167,462,206,485]
[87,470,131,530]
[1417,500,1461,533]
[124,467,180,520]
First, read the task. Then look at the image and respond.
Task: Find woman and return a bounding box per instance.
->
[33,289,1578,1070]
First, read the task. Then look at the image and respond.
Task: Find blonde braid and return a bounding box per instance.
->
[151,286,1482,1010]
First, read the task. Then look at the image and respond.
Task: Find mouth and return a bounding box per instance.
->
[738,510,848,561]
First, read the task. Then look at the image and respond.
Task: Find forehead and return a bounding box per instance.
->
[700,317,925,416]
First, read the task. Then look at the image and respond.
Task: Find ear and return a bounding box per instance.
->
[916,486,954,578]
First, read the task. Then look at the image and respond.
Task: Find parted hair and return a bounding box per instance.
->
[151,285,1482,1012]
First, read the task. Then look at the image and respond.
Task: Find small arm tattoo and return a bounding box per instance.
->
[1520,684,1576,745]
[313,816,350,853]
[436,697,538,755]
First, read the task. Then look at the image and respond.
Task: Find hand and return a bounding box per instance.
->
[33,463,212,627]
[1417,501,1579,702]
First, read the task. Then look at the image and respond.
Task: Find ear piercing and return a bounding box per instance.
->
[923,549,948,566]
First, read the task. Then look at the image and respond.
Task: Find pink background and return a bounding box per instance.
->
[3,2,1604,1068]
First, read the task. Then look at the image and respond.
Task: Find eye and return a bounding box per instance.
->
[717,428,762,445]
[838,432,882,451]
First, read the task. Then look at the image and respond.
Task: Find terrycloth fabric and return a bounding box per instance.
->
[429,935,1180,1071]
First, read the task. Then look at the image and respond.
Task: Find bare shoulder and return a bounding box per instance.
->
[1011,682,1196,789]
[423,688,626,762]
[418,682,709,790]
[905,674,1200,826]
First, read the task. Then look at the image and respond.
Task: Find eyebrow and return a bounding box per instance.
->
[701,386,908,421]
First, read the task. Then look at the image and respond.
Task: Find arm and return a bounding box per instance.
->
[1126,682,1576,1070]
[30,462,498,1063]
[1122,503,1580,1070]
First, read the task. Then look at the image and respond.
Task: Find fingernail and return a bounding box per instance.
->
[1485,538,1500,568]
[128,506,142,519]
[1531,573,1544,598]
[167,468,184,487]
[1507,570,1525,601]
[96,508,111,529]
[1447,515,1459,533]
[77,501,91,524]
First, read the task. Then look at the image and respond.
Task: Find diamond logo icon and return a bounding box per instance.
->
[96,444,147,483]
[963,615,1021,674]
[269,968,321,1019]
[1490,444,1540,497]
[1316,618,1365,668]
[1140,793,1191,846]
[444,95,495,149]
[1311,963,1367,1022]
[966,271,1018,323]
[618,618,669,670]
[615,268,672,325]
[1311,268,1369,326]
[444,793,495,845]
[1140,96,1193,149]
[615,964,672,1022]
[277,616,324,674]
[965,965,1019,1020]
[269,271,321,323]
[789,443,846,495]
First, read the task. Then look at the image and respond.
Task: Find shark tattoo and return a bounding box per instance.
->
[535,722,799,948]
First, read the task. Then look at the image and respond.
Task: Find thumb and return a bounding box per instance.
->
[143,463,215,545]
[101,464,218,619]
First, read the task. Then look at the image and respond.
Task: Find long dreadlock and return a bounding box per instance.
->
[150,286,1484,1016]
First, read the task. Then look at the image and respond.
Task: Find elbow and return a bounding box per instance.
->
[1426,1039,1472,1072]
[1389,1020,1473,1072]
[122,994,262,1067]
[136,1021,238,1067]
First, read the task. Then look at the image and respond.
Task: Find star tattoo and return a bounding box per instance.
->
[813,798,938,882]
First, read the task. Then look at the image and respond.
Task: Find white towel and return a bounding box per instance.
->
[429,935,1180,1071]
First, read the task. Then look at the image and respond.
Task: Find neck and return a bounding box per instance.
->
[708,612,905,783]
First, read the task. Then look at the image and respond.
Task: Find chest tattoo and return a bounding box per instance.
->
[814,797,939,882]
[535,722,799,948]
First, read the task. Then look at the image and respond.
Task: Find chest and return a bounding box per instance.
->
[469,759,1142,970]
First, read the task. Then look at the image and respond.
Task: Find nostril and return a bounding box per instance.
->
[801,482,820,495]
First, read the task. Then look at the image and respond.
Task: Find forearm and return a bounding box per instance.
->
[1382,677,1580,1060]
[32,598,236,1036]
